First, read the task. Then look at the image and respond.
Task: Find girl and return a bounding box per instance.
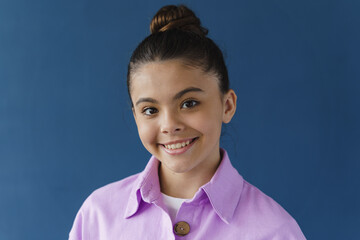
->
[69,5,306,240]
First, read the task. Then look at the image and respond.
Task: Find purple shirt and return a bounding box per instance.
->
[69,149,306,239]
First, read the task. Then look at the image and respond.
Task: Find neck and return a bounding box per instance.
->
[158,151,222,199]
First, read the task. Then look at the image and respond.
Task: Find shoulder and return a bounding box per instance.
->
[233,180,305,239]
[80,173,140,213]
[238,179,294,222]
[240,180,290,218]
[69,173,142,239]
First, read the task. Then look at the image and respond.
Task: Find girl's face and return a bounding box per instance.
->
[130,59,236,176]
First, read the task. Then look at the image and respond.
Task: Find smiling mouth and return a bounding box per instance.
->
[161,137,198,150]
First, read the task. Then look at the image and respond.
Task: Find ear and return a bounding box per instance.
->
[222,89,237,124]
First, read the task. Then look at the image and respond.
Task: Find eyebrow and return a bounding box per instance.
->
[135,97,158,106]
[135,87,204,106]
[173,87,204,100]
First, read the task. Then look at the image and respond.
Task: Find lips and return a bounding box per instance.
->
[159,137,198,155]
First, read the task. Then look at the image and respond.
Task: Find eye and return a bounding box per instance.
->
[142,107,158,116]
[181,100,199,109]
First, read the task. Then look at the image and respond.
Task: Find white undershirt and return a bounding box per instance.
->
[161,193,189,222]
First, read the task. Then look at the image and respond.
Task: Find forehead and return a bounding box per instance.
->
[130,60,219,99]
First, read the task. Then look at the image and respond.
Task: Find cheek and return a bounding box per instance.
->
[137,120,158,145]
[186,106,223,137]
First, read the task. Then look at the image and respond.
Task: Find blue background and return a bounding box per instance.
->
[1,0,359,239]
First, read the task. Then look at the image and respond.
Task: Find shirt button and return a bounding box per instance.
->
[174,221,190,236]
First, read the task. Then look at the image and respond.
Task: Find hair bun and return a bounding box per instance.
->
[150,5,208,36]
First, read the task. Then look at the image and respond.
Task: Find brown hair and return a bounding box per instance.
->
[150,5,208,36]
[127,4,229,105]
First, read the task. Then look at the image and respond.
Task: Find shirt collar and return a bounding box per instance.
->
[124,148,244,224]
[201,149,244,224]
[124,155,161,219]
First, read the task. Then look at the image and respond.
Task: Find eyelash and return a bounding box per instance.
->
[181,99,199,109]
[141,99,199,116]
[142,107,158,116]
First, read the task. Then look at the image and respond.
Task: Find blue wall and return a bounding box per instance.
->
[1,0,359,239]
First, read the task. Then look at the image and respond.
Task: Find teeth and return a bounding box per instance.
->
[164,139,193,150]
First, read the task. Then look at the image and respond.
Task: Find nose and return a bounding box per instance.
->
[160,110,184,134]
